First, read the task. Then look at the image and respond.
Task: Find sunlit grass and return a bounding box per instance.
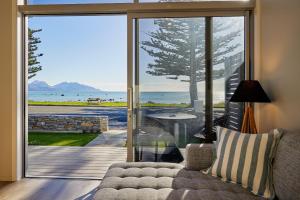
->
[28,100,188,107]
[213,102,225,108]
[28,100,225,108]
[28,132,99,146]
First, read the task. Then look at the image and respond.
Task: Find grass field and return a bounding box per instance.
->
[213,102,226,108]
[28,100,225,108]
[28,132,99,146]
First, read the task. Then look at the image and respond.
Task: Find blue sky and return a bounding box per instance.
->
[29,16,128,91]
[29,15,244,92]
[28,0,132,4]
[28,0,248,4]
[29,15,191,92]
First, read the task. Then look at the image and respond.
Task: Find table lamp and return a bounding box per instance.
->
[229,80,271,134]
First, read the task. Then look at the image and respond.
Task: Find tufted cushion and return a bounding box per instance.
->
[94,162,264,200]
[273,131,300,200]
[185,144,214,171]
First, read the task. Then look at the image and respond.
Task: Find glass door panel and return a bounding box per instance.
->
[133,17,206,162]
[130,15,246,163]
[212,17,245,132]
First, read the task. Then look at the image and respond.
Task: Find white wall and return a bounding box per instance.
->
[255,0,300,132]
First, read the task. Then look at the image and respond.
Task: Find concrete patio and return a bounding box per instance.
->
[27,146,127,179]
[26,115,188,179]
[86,130,127,147]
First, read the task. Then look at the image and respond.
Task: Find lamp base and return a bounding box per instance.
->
[241,104,258,134]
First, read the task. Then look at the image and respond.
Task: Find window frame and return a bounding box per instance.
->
[20,1,255,14]
[127,12,250,161]
[18,0,254,177]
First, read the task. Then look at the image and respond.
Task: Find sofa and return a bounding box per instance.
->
[94,131,300,200]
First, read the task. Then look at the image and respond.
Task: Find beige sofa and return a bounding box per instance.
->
[94,131,300,200]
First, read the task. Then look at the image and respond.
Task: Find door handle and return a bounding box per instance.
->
[128,87,133,111]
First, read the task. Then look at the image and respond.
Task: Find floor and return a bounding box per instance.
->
[27,146,127,179]
[86,130,127,147]
[0,178,100,200]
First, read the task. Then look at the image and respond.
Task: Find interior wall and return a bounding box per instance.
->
[0,0,299,180]
[255,0,300,132]
[0,0,17,181]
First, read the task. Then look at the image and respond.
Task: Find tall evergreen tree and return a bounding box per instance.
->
[28,28,43,79]
[141,18,241,106]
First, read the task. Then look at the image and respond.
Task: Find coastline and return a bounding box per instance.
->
[28,100,225,108]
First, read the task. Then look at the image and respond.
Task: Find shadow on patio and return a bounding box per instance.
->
[27,130,127,179]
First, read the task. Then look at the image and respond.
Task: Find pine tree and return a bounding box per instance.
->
[141,18,242,106]
[28,28,43,79]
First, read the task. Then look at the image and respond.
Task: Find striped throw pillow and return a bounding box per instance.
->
[204,127,282,199]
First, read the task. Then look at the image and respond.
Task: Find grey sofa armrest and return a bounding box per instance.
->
[185,143,214,171]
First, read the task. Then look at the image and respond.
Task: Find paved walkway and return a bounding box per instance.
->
[86,130,127,147]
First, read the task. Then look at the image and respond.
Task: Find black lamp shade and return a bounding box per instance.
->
[229,80,271,103]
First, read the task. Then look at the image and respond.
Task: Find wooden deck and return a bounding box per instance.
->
[0,178,100,200]
[27,146,127,179]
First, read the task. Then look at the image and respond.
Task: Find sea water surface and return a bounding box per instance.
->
[29,91,224,104]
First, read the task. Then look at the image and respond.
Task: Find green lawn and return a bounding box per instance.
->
[28,100,225,108]
[28,132,99,146]
[213,102,225,108]
[28,100,189,107]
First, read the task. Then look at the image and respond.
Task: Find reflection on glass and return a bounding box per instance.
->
[135,18,206,163]
[134,16,245,163]
[140,0,247,2]
[212,17,245,132]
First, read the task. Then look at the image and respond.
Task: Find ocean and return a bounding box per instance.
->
[28,91,225,104]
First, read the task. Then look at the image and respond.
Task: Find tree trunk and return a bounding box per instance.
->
[189,78,198,107]
[189,20,198,107]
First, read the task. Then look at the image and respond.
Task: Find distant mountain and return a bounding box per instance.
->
[29,80,101,92]
[52,82,101,92]
[29,81,53,91]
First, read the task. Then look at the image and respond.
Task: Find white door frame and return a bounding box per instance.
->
[19,1,254,174]
[126,11,251,161]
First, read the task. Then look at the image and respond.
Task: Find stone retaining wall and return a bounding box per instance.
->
[28,115,108,133]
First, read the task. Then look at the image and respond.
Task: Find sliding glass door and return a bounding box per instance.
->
[128,14,245,162]
[23,12,247,177]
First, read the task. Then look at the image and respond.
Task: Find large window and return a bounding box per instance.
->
[131,16,245,162]
[212,17,245,132]
[26,0,252,4]
[21,1,253,175]
[27,0,133,4]
[26,15,127,179]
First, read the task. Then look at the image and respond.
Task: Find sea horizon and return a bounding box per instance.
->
[28,90,225,104]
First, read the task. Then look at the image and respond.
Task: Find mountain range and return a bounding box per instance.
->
[29,80,101,92]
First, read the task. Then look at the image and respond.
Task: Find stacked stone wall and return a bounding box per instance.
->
[28,115,108,133]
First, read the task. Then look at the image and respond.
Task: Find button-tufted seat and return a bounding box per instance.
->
[95,131,300,200]
[94,144,265,200]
